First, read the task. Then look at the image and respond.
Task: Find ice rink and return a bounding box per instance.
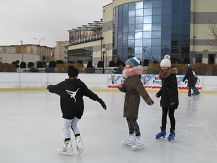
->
[0,90,217,163]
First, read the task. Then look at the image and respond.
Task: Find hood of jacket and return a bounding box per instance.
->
[123,65,143,78]
[159,68,178,79]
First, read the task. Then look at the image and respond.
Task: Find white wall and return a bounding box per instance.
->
[0,72,216,92]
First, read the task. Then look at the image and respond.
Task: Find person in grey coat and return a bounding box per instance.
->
[118,57,154,150]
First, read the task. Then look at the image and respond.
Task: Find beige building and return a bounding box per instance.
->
[68,0,217,65]
[54,41,69,62]
[0,44,54,64]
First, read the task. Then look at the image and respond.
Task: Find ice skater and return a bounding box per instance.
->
[155,55,179,141]
[47,66,107,155]
[118,57,154,150]
[182,64,200,97]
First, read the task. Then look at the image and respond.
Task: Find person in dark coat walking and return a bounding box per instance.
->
[182,64,200,97]
[118,57,154,150]
[155,55,179,141]
[47,66,106,155]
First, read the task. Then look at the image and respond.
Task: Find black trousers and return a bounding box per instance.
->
[126,118,140,136]
[161,107,176,132]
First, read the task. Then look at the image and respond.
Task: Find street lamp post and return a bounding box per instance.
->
[33,37,45,45]
[102,48,106,74]
[33,37,45,61]
[20,41,23,62]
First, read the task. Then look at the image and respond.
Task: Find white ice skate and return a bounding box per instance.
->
[75,136,83,153]
[58,140,73,156]
[131,136,145,151]
[122,134,136,146]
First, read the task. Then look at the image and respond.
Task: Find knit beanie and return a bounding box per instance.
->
[125,57,141,68]
[68,66,79,77]
[160,55,171,68]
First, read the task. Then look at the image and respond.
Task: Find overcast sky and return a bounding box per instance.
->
[0,0,112,47]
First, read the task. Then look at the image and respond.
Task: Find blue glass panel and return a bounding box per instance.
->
[144,1,152,8]
[152,39,161,46]
[144,8,152,15]
[129,25,135,32]
[129,10,136,17]
[136,24,143,31]
[153,1,161,7]
[171,39,180,46]
[128,39,135,46]
[153,16,161,23]
[143,24,152,31]
[143,16,152,23]
[136,1,143,9]
[152,8,161,15]
[123,32,128,40]
[129,17,135,24]
[152,31,161,38]
[136,17,144,24]
[135,39,143,46]
[129,2,136,10]
[152,24,161,30]
[161,8,171,15]
[135,47,143,55]
[136,9,144,16]
[128,32,135,39]
[143,39,151,46]
[135,31,143,39]
[143,31,152,38]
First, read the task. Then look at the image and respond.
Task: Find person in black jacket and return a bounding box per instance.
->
[47,66,106,155]
[182,64,200,97]
[155,55,179,142]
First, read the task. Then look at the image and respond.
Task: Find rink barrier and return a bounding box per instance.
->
[0,72,217,93]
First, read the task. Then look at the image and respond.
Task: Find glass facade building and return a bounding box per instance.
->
[113,0,191,63]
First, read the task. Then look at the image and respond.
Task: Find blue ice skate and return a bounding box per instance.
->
[155,128,166,139]
[167,131,175,142]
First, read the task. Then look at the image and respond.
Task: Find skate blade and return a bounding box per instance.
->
[132,146,145,151]
[77,148,83,154]
[57,149,73,156]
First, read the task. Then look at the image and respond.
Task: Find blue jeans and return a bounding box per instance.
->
[188,85,200,96]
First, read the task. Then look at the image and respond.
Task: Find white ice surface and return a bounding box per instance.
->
[0,91,217,163]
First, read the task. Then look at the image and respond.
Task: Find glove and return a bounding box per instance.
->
[97,98,107,110]
[155,93,160,98]
[147,100,154,106]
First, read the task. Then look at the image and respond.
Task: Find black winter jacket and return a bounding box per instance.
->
[47,78,100,119]
[156,68,179,109]
[182,67,196,87]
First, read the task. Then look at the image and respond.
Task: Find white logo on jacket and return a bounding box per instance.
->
[66,88,79,102]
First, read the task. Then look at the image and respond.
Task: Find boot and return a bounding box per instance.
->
[155,127,166,139]
[122,134,135,146]
[58,139,73,155]
[167,130,175,142]
[131,136,145,150]
[75,136,83,153]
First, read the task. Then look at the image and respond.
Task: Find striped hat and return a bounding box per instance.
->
[125,57,141,67]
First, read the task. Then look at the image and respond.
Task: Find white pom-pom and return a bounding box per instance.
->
[164,55,170,60]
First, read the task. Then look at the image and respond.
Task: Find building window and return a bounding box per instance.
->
[195,54,202,63]
[208,54,216,64]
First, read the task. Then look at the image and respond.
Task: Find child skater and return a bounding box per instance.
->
[155,55,179,141]
[47,66,107,155]
[118,57,154,150]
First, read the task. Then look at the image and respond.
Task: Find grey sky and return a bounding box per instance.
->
[0,0,112,47]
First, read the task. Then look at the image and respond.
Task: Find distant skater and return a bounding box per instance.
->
[47,66,106,155]
[155,55,179,142]
[118,57,154,150]
[182,64,200,97]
